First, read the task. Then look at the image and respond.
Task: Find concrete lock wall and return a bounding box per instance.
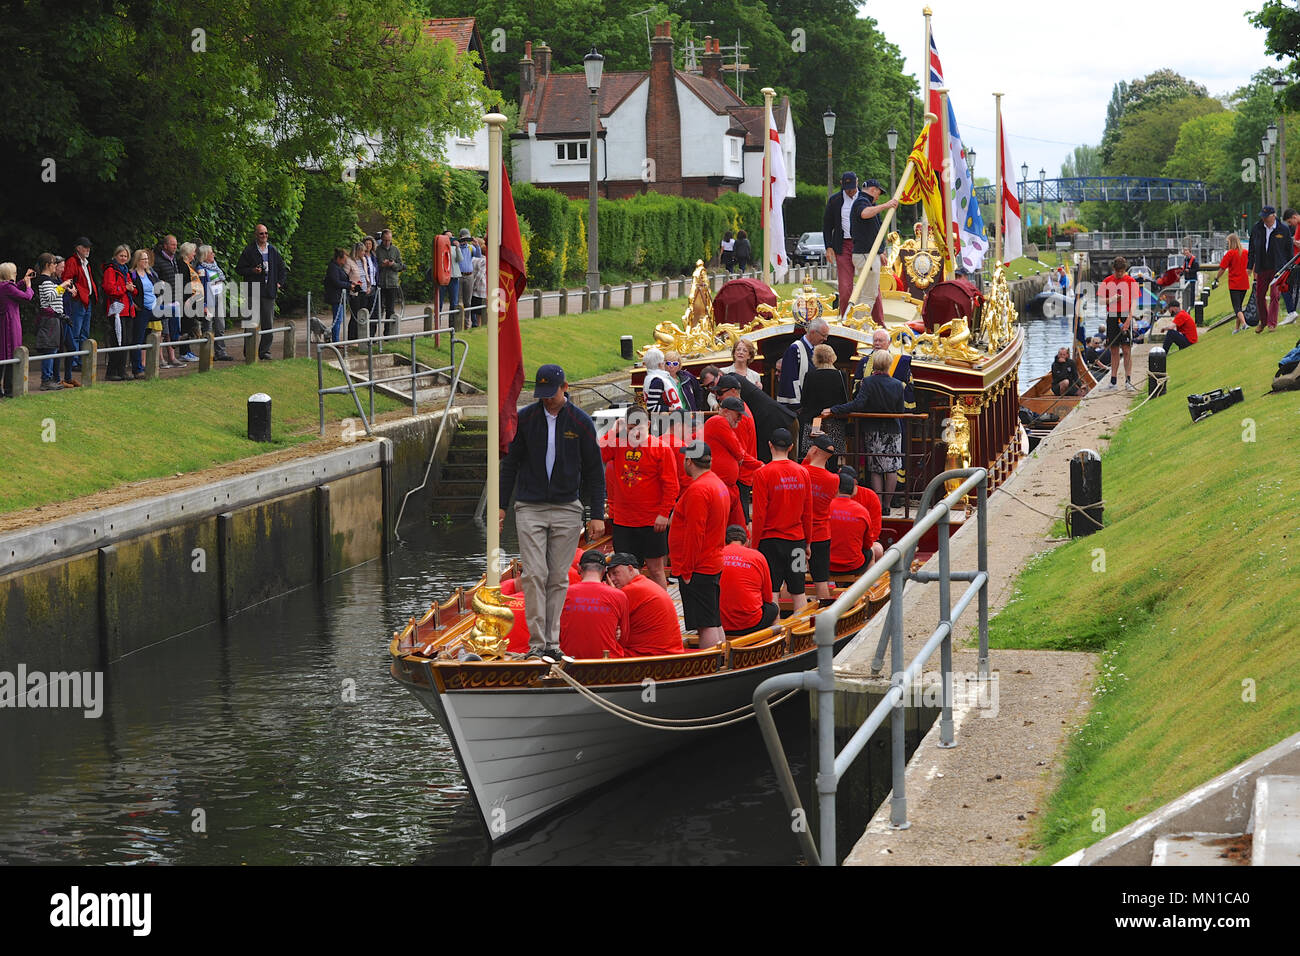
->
[0,412,458,671]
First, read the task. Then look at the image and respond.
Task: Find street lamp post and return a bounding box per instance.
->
[584,48,604,306]
[823,110,836,196]
[1259,151,1268,210]
[1274,78,1289,213]
[1268,121,1281,212]
[1020,161,1029,250]
[1263,137,1273,208]
[886,125,899,196]
[1039,167,1047,241]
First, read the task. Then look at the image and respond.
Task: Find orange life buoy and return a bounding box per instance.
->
[433,233,453,286]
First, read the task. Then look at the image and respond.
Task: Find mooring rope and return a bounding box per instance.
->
[547,664,799,731]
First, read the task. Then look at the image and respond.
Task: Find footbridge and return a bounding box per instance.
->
[974,176,1223,206]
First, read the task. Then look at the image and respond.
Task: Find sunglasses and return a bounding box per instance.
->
[665,361,681,368]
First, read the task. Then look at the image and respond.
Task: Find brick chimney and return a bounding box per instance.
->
[646,22,681,193]
[534,41,552,78]
[519,41,535,99]
[701,36,722,83]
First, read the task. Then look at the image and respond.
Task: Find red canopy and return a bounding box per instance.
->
[922,278,983,333]
[713,277,779,328]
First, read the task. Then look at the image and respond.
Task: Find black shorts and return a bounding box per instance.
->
[680,572,721,631]
[1106,315,1132,347]
[1229,288,1246,313]
[810,539,831,583]
[758,537,808,595]
[724,601,779,637]
[612,523,668,561]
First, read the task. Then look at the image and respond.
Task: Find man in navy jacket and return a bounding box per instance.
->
[1248,206,1293,332]
[499,364,606,658]
[823,171,860,318]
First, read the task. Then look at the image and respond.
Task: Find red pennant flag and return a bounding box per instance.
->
[496,167,528,454]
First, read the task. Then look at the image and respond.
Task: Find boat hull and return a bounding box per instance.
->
[394,632,853,843]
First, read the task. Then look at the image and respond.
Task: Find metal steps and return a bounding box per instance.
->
[431,420,488,517]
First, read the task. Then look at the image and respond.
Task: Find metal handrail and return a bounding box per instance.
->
[752,467,990,866]
[393,333,469,533]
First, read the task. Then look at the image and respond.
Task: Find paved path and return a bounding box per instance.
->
[839,347,1154,865]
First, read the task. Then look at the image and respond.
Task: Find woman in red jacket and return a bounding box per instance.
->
[1213,233,1250,333]
[101,245,137,381]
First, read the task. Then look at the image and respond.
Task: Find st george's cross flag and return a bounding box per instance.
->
[763,100,792,283]
[999,121,1024,263]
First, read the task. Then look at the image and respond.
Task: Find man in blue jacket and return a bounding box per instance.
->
[499,364,607,659]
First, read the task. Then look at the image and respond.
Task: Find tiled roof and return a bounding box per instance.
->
[520,72,647,136]
[422,17,475,52]
[676,71,745,115]
[729,99,791,148]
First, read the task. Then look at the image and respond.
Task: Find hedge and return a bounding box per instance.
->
[786,181,830,238]
[283,173,361,304]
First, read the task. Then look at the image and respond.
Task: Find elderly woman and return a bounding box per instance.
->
[101,244,138,381]
[798,343,848,457]
[824,350,905,514]
[177,242,204,362]
[126,250,155,377]
[723,337,763,387]
[642,347,683,413]
[196,245,233,361]
[0,261,36,398]
[663,349,705,411]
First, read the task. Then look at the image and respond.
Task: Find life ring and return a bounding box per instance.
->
[433,233,453,286]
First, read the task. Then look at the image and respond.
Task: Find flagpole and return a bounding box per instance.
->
[485,112,506,588]
[994,92,1004,266]
[937,87,952,282]
[847,113,936,310]
[921,7,933,252]
[762,86,775,288]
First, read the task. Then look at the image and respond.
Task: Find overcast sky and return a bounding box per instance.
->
[863,1,1271,184]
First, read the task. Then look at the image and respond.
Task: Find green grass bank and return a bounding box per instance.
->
[985,319,1300,862]
[1,360,401,515]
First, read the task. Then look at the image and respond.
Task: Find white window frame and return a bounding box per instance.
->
[554,141,589,163]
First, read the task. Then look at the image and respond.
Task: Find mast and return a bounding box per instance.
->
[994,92,1004,266]
[762,86,775,288]
[920,8,933,252]
[485,112,506,588]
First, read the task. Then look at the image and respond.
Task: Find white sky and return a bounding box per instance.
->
[862,0,1271,183]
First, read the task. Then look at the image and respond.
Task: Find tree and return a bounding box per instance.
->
[1098,80,1128,168]
[1061,145,1102,179]
[1164,112,1235,182]
[1108,96,1223,177]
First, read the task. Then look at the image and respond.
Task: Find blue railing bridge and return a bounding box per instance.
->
[974,176,1222,206]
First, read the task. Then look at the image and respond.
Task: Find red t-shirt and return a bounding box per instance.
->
[853,486,883,542]
[503,591,531,653]
[659,430,694,498]
[801,453,840,543]
[703,414,759,490]
[559,579,631,659]
[736,407,758,483]
[1171,309,1198,344]
[1219,248,1249,291]
[720,541,772,633]
[619,574,684,656]
[602,433,679,527]
[751,458,813,543]
[829,496,875,571]
[1099,274,1139,317]
[668,469,729,578]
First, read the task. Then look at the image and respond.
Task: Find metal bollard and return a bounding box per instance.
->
[621,336,634,360]
[248,392,272,442]
[1147,346,1166,398]
[1068,449,1103,538]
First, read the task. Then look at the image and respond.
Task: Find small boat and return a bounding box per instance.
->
[1024,289,1074,319]
[1018,351,1096,449]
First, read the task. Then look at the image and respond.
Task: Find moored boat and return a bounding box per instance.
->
[1018,351,1096,449]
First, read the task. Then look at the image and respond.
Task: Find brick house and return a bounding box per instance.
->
[511,23,795,201]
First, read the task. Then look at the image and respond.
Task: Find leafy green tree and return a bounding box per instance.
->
[1108,95,1224,177]
[1061,144,1102,179]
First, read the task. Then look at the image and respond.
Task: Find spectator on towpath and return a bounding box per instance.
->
[0,262,35,398]
[60,237,98,380]
[324,247,353,344]
[375,228,404,336]
[235,224,288,359]
[197,246,234,361]
[34,253,68,390]
[101,244,137,381]
[153,235,183,364]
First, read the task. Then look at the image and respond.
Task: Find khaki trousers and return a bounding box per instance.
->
[514,499,584,652]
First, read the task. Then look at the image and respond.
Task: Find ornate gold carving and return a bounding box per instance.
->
[980,264,1017,353]
[645,261,788,358]
[912,316,984,363]
[944,405,972,499]
[465,585,513,660]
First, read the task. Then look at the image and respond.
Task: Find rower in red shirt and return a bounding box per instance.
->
[841,464,883,543]
[750,427,813,614]
[720,525,778,636]
[559,549,632,659]
[606,552,684,656]
[668,440,731,648]
[830,470,884,574]
[602,406,679,589]
[1158,293,1198,352]
[703,396,760,527]
[800,432,840,602]
[714,374,758,518]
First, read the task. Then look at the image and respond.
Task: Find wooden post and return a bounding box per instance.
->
[282,319,297,359]
[199,333,213,371]
[146,332,160,379]
[602,284,611,309]
[558,289,568,315]
[83,339,97,387]
[624,281,632,307]
[14,346,30,396]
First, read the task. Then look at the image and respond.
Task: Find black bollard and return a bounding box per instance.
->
[1069,449,1103,538]
[248,392,272,442]
[620,335,634,360]
[1147,346,1166,398]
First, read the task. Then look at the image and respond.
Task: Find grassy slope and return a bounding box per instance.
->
[987,318,1300,862]
[408,281,822,390]
[2,361,400,514]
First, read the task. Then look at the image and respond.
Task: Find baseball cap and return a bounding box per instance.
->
[578,548,608,569]
[716,373,742,392]
[606,552,641,569]
[840,171,857,187]
[458,228,472,239]
[809,433,836,452]
[719,396,744,413]
[533,364,565,398]
[770,427,793,449]
[1262,205,1276,217]
[74,236,92,249]
[860,178,884,193]
[680,440,712,463]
